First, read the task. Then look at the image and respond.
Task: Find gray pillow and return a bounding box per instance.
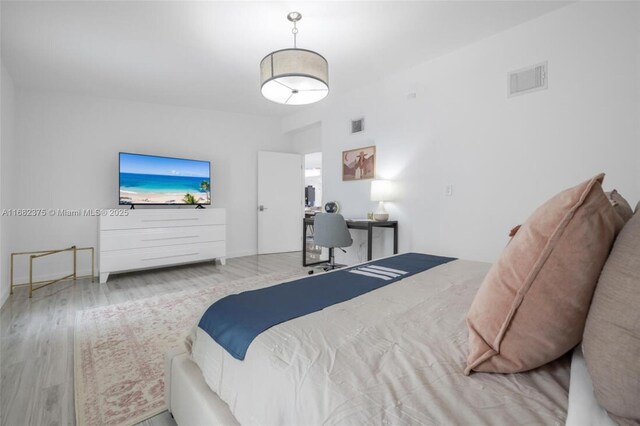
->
[583,210,640,425]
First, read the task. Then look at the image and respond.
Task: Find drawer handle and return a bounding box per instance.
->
[142,253,199,261]
[141,218,199,222]
[141,235,199,242]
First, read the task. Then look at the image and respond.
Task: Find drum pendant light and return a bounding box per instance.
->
[260,12,329,105]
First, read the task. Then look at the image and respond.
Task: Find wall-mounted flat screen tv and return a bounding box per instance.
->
[119,153,211,205]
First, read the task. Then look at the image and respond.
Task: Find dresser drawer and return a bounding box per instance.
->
[100,241,225,273]
[100,208,225,230]
[98,208,226,282]
[100,225,225,251]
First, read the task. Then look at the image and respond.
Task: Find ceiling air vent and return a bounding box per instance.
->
[351,118,365,134]
[508,62,547,97]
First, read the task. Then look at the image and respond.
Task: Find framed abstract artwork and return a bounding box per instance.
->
[342,146,375,181]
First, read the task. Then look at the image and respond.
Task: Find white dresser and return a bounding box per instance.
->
[99,208,226,283]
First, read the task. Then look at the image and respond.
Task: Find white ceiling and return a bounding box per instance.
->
[1,1,570,117]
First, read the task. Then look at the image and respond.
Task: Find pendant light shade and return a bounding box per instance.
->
[260,12,329,105]
[260,49,329,105]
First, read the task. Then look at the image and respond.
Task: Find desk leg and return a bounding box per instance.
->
[302,220,308,266]
[393,223,398,254]
[367,223,373,261]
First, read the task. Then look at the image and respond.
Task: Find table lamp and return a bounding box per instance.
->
[370,180,394,221]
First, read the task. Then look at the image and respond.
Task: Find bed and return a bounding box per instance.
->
[165,257,572,425]
[166,176,640,426]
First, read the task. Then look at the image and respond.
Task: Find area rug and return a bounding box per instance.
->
[74,270,305,426]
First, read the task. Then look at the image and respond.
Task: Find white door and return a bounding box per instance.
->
[258,151,303,254]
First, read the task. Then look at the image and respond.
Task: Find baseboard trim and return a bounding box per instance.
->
[225,250,257,259]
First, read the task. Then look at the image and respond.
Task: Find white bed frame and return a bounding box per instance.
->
[565,346,616,426]
[165,345,612,426]
[165,348,240,425]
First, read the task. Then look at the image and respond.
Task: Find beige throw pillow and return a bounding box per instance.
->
[465,174,624,374]
[583,211,640,425]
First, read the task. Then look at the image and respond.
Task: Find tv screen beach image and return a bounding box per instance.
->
[119,153,211,205]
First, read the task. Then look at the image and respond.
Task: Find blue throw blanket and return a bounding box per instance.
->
[198,253,456,360]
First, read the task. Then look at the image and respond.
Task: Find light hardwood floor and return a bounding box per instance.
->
[0,252,305,426]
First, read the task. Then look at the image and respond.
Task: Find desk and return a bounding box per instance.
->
[302,217,398,266]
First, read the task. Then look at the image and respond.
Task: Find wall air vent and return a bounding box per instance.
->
[351,118,365,134]
[508,62,547,97]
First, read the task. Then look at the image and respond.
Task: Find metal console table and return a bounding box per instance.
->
[10,246,95,298]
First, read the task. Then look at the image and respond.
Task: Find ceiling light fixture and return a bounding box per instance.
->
[260,12,329,105]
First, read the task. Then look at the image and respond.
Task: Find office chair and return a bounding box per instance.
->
[312,213,353,271]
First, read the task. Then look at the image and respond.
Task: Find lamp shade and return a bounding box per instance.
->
[260,48,329,105]
[371,180,394,202]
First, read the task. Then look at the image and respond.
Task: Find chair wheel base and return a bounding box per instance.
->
[323,264,346,272]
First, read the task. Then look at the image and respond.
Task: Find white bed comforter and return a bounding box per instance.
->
[191,259,570,425]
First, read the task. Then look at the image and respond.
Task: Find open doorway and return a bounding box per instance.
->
[304,152,325,265]
[304,152,327,264]
[304,152,322,211]
[287,122,324,265]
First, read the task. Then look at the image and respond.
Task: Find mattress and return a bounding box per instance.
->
[190,259,571,425]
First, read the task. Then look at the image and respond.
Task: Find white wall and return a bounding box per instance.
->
[283,2,640,264]
[1,64,16,306]
[7,89,289,282]
[287,122,322,155]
